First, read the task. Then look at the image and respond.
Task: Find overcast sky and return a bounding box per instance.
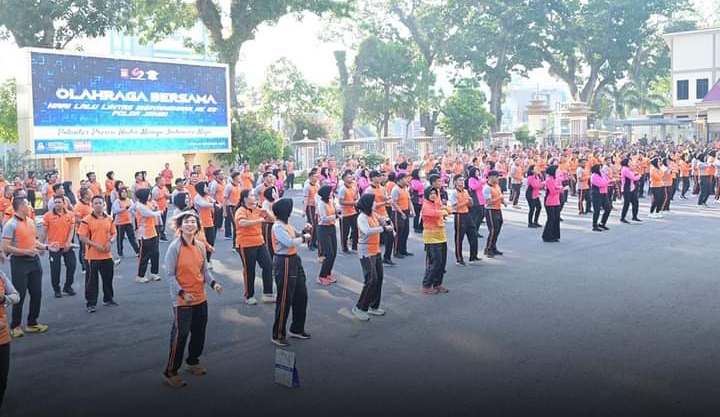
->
[0,0,715,90]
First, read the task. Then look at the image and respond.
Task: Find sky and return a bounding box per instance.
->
[0,0,715,90]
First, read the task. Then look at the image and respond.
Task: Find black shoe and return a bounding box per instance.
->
[528,224,536,228]
[383,259,396,266]
[600,225,609,230]
[63,287,76,296]
[86,306,96,313]
[54,291,62,298]
[342,250,352,255]
[620,218,630,224]
[288,331,311,339]
[308,245,317,251]
[484,251,495,258]
[592,227,602,232]
[534,223,543,228]
[394,253,406,259]
[478,234,484,238]
[271,337,290,347]
[103,300,119,307]
[559,218,564,222]
[631,217,642,222]
[492,249,503,256]
[401,252,414,256]
[468,257,481,262]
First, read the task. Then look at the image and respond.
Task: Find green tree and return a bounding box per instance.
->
[445,0,547,132]
[129,0,350,107]
[334,50,361,141]
[355,36,424,138]
[0,79,17,143]
[514,126,536,147]
[218,111,284,167]
[290,114,328,142]
[438,86,494,149]
[260,58,320,135]
[539,0,689,110]
[0,0,129,48]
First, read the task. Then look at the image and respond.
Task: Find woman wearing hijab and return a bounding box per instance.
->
[409,169,425,233]
[466,166,485,237]
[590,164,611,231]
[270,198,312,347]
[134,188,163,283]
[525,165,544,228]
[193,181,218,264]
[351,193,393,321]
[163,211,223,388]
[261,186,277,257]
[620,158,642,223]
[112,186,139,258]
[542,165,565,242]
[648,158,665,218]
[421,187,449,295]
[316,185,338,286]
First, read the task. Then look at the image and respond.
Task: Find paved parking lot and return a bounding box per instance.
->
[3,191,720,416]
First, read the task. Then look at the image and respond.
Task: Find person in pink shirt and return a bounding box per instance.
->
[620,158,642,223]
[409,169,426,233]
[466,166,485,237]
[542,165,566,242]
[590,164,611,231]
[525,165,544,228]
[357,169,370,195]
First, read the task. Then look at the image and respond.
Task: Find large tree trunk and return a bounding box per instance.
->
[489,79,504,132]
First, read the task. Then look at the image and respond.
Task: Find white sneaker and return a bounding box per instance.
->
[261,294,276,303]
[135,276,149,283]
[648,213,657,219]
[656,213,664,218]
[368,307,386,316]
[245,297,257,306]
[149,274,161,281]
[113,259,122,267]
[351,306,370,321]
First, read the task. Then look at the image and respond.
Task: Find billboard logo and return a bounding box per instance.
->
[120,67,159,81]
[73,141,92,152]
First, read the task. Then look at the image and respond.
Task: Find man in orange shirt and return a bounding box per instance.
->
[44,195,77,298]
[86,172,103,198]
[337,171,359,253]
[73,188,93,274]
[2,197,57,337]
[78,195,118,313]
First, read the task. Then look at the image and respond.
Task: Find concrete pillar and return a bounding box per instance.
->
[63,157,82,188]
[526,97,552,147]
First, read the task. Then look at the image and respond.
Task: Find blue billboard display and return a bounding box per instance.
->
[28,51,230,156]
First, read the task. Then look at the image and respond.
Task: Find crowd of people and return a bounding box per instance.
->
[0,139,717,396]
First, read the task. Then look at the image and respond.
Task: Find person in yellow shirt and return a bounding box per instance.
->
[420,187,449,295]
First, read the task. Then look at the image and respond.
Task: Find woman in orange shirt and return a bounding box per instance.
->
[104,172,115,215]
[193,182,219,265]
[679,154,691,199]
[648,158,665,218]
[234,189,274,305]
[163,211,223,389]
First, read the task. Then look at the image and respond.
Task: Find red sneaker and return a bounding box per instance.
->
[327,275,337,283]
[422,287,435,295]
[316,276,332,286]
[434,285,449,294]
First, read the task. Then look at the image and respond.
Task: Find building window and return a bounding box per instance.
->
[697,79,709,99]
[677,80,689,100]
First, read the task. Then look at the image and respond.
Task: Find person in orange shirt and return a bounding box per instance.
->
[193,182,218,265]
[112,186,139,258]
[135,188,163,283]
[43,195,77,298]
[104,172,115,215]
[78,195,118,312]
[679,154,691,199]
[390,173,414,258]
[152,176,170,242]
[223,172,242,244]
[240,164,255,191]
[337,171,359,254]
[2,196,57,338]
[0,269,19,407]
[163,210,223,388]
[73,188,93,274]
[351,193,392,320]
[648,158,665,218]
[209,170,226,234]
[449,174,478,265]
[86,172,103,199]
[285,159,295,190]
[235,189,274,305]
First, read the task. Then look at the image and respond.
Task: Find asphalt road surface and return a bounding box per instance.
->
[3,191,720,416]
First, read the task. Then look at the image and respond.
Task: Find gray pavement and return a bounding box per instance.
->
[3,190,720,416]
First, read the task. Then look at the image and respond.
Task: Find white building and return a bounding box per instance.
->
[662,27,720,142]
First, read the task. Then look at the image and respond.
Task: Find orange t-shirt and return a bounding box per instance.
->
[173,242,208,306]
[114,199,133,225]
[3,215,37,250]
[78,212,116,260]
[369,185,387,217]
[234,206,264,248]
[43,210,74,247]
